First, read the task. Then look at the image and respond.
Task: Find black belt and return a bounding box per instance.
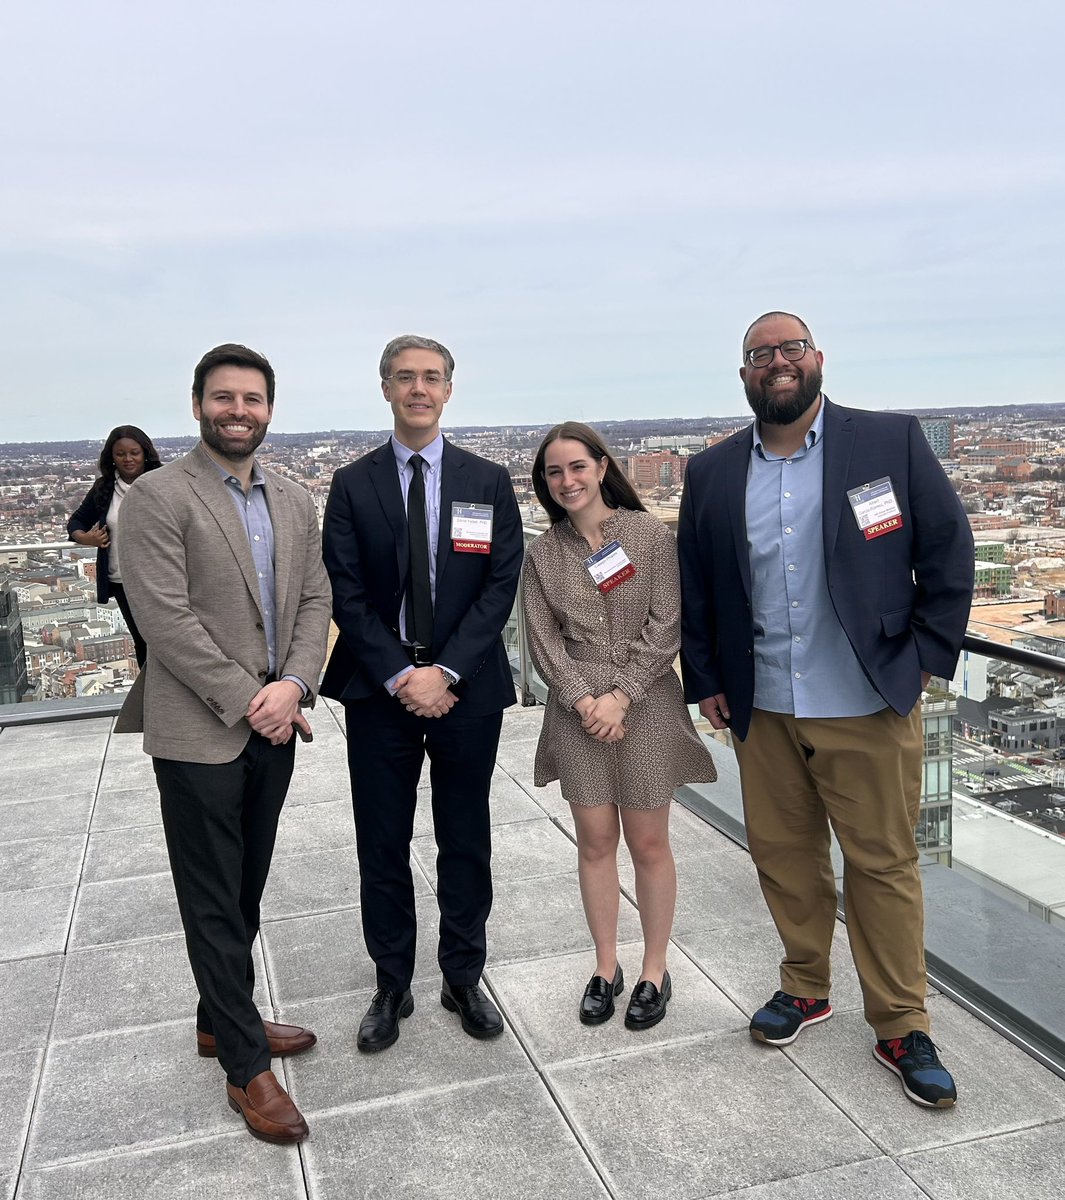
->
[404,645,433,667]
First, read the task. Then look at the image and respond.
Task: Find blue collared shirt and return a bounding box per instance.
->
[746,400,885,718]
[213,457,306,695]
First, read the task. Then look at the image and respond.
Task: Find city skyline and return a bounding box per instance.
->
[3,2,1062,440]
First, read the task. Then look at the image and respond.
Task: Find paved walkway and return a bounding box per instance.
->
[3,701,1065,1198]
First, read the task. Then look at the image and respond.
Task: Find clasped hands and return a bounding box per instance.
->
[574,690,630,743]
[396,666,457,719]
[247,679,308,745]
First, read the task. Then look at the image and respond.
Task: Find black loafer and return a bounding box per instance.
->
[357,987,414,1052]
[579,964,625,1025]
[440,979,504,1039]
[624,971,671,1031]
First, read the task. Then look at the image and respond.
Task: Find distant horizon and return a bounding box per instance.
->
[3,397,1065,453]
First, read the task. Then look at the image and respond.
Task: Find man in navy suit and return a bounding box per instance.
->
[322,335,523,1051]
[678,312,974,1108]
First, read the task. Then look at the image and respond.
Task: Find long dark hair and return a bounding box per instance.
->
[532,421,646,525]
[89,425,162,506]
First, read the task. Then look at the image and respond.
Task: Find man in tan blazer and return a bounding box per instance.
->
[116,343,331,1144]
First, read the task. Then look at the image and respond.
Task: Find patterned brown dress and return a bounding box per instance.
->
[522,507,716,809]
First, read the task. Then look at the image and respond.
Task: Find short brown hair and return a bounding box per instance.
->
[192,343,276,407]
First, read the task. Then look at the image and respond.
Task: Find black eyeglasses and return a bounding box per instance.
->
[743,339,811,368]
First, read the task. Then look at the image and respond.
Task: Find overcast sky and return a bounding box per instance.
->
[2,1,1062,442]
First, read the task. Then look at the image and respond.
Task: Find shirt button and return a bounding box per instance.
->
[787,564,796,572]
[784,527,793,534]
[794,672,802,679]
[791,601,799,608]
[254,535,261,542]
[794,635,801,642]
[784,491,792,498]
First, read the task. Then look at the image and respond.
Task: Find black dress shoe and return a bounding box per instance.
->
[579,964,625,1025]
[357,987,413,1052]
[624,971,671,1031]
[440,980,504,1039]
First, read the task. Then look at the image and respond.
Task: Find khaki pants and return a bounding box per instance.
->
[733,705,928,1040]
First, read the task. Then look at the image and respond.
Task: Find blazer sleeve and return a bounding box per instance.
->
[323,468,413,687]
[520,545,592,710]
[434,465,524,681]
[119,481,262,727]
[278,488,332,702]
[677,462,725,703]
[67,487,100,536]
[612,523,683,704]
[906,417,975,676]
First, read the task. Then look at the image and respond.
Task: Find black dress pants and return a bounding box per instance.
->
[344,693,503,992]
[154,732,295,1088]
[110,581,147,668]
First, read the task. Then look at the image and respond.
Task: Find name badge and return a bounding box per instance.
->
[847,476,904,540]
[585,539,636,593]
[451,502,493,553]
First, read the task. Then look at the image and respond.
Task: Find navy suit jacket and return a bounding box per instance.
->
[678,397,975,741]
[321,438,523,716]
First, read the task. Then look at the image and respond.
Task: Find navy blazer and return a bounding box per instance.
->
[678,397,975,741]
[321,438,524,716]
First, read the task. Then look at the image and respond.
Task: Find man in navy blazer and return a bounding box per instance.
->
[322,335,523,1051]
[679,312,973,1109]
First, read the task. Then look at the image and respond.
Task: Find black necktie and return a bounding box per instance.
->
[406,454,433,648]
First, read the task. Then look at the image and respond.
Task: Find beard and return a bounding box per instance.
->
[199,415,268,461]
[745,363,823,426]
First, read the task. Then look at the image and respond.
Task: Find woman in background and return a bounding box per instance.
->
[522,422,716,1031]
[68,425,161,668]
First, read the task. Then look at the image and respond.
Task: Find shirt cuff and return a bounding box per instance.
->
[385,665,416,696]
[281,674,309,700]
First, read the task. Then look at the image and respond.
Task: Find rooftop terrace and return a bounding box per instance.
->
[2,701,1065,1199]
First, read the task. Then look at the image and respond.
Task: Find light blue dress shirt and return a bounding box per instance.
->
[214,458,307,696]
[746,402,886,718]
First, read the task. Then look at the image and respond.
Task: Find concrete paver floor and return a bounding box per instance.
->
[3,702,1065,1199]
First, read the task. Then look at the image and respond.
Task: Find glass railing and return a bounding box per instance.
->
[502,526,1065,1079]
[0,540,140,715]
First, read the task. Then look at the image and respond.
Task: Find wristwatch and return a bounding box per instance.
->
[438,666,459,688]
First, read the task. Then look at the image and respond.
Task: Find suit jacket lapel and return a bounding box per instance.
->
[820,397,854,563]
[726,430,753,600]
[184,446,264,617]
[368,441,408,582]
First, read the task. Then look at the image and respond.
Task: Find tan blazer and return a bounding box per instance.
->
[115,443,331,763]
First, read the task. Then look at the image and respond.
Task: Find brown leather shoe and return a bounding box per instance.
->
[226,1070,309,1144]
[198,1019,317,1059]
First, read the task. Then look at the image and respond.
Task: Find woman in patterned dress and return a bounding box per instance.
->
[522,422,716,1030]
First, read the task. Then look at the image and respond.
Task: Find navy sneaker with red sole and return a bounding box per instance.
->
[750,991,833,1046]
[874,1031,957,1108]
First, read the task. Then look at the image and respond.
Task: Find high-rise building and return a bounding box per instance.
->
[0,589,29,704]
[919,418,955,459]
